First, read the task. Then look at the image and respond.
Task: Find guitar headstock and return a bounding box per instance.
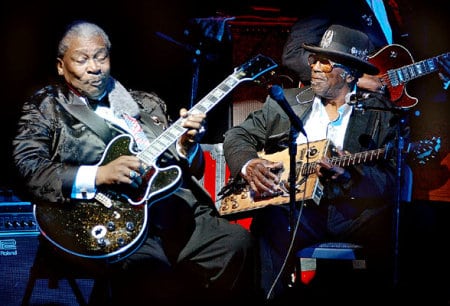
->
[408,136,441,165]
[233,54,278,82]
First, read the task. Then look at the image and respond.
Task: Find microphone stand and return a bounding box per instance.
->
[269,85,306,233]
[393,116,407,287]
[155,31,204,108]
[190,50,201,108]
[287,126,300,234]
[352,102,409,288]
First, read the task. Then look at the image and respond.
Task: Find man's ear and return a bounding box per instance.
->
[346,74,355,83]
[56,58,64,76]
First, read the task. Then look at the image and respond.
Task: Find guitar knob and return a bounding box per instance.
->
[125,222,135,232]
[97,238,106,248]
[117,237,125,246]
[106,221,115,231]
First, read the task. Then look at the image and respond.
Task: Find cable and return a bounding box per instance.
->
[265,140,311,301]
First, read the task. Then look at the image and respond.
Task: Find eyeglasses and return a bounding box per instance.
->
[308,54,347,73]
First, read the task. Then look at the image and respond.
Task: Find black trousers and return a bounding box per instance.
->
[109,199,257,306]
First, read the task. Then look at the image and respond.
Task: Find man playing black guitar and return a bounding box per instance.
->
[12,20,257,306]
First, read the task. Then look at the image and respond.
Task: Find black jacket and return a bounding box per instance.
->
[223,86,404,203]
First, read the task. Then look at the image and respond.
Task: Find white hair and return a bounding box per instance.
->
[57,21,111,58]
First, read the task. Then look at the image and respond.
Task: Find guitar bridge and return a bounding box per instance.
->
[253,190,285,201]
[95,192,113,208]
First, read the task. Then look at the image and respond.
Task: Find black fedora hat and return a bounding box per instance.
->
[303,24,379,75]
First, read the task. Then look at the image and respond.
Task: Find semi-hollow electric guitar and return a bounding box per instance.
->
[217,136,440,216]
[368,44,449,108]
[34,54,278,262]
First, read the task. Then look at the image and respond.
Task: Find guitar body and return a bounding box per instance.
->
[34,134,182,262]
[218,137,440,216]
[219,140,329,216]
[369,44,449,108]
[368,44,417,108]
[35,197,148,262]
[95,134,182,206]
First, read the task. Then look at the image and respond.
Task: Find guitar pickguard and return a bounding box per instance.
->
[95,134,182,206]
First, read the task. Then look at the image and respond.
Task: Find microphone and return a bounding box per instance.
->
[345,92,373,105]
[269,85,307,137]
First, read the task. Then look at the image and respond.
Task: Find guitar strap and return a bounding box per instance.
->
[122,112,150,151]
[61,98,160,155]
[60,102,115,145]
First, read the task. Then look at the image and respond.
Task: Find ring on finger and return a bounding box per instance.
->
[129,170,138,179]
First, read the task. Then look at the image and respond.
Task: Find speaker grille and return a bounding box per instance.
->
[232,99,264,126]
[0,229,94,305]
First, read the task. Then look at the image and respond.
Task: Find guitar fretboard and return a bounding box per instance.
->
[126,54,277,166]
[137,76,241,165]
[388,52,449,86]
[301,147,388,176]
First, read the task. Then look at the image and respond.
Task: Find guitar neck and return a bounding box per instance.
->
[129,54,277,165]
[299,135,441,176]
[137,75,242,165]
[388,52,449,86]
[301,147,388,176]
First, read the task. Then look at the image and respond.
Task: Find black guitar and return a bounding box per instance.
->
[34,54,278,262]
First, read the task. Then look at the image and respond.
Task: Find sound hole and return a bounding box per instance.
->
[307,147,319,158]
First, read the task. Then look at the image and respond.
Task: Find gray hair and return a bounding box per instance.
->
[57,21,111,58]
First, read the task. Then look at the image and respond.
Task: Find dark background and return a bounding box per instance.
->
[1,1,449,301]
[1,0,449,202]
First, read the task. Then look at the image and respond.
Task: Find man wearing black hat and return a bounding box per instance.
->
[223,24,405,304]
[281,0,410,89]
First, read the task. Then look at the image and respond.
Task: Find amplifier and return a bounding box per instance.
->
[0,201,38,235]
[228,14,298,124]
[0,201,94,305]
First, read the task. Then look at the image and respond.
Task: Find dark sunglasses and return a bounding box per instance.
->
[308,54,347,73]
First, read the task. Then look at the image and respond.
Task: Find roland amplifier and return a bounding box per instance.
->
[0,201,93,306]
